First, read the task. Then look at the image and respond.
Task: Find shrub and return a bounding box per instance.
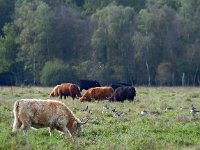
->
[40,60,73,86]
[156,62,172,86]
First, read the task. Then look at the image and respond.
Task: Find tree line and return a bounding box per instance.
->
[0,0,200,86]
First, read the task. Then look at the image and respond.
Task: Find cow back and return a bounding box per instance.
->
[59,83,71,96]
[91,87,113,100]
[79,80,101,91]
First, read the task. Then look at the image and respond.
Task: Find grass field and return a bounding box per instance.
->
[0,86,200,150]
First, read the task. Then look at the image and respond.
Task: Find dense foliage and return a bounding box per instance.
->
[1,0,200,86]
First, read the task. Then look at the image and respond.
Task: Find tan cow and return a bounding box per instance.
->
[12,99,88,137]
[80,86,114,102]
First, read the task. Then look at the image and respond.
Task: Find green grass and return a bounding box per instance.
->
[0,86,200,150]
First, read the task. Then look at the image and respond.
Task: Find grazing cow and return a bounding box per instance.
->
[12,99,88,137]
[80,87,114,102]
[108,86,136,102]
[50,83,81,100]
[79,80,101,92]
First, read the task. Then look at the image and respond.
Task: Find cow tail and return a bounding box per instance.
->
[76,85,81,97]
[12,100,21,133]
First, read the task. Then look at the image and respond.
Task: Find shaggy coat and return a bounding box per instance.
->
[109,86,136,102]
[50,83,81,100]
[80,87,114,102]
[12,99,87,137]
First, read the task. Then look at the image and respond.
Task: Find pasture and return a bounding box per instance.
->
[0,86,200,150]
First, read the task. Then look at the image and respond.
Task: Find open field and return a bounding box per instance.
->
[0,86,200,150]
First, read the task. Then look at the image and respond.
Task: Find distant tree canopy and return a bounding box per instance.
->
[1,0,200,86]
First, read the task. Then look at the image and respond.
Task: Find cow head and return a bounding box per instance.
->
[70,118,89,136]
[79,96,87,102]
[49,85,60,97]
[49,91,58,97]
[94,81,101,87]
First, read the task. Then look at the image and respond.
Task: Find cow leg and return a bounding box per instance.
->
[57,116,68,136]
[21,121,31,135]
[62,127,69,136]
[64,96,66,99]
[49,127,54,136]
[71,92,76,100]
[12,117,22,134]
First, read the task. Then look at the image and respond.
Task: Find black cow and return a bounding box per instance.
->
[108,86,136,102]
[111,82,132,91]
[79,80,101,91]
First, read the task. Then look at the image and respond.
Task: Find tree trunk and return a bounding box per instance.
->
[33,55,36,86]
[192,67,198,86]
[146,60,151,86]
[182,72,185,86]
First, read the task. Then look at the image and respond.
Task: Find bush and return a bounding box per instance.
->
[40,60,73,86]
[156,62,172,86]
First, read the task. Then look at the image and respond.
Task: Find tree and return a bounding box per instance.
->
[83,0,113,15]
[0,0,15,35]
[14,0,53,85]
[133,8,157,85]
[91,4,135,83]
[0,24,18,73]
[0,25,16,73]
[0,23,25,84]
[132,31,154,85]
[153,0,181,10]
[133,4,180,85]
[114,0,146,12]
[48,6,92,63]
[12,0,93,85]
[178,0,200,85]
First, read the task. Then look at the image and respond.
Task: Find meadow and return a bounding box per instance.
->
[0,86,200,150]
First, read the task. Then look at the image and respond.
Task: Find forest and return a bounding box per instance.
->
[0,0,200,86]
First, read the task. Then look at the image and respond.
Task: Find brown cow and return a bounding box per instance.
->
[50,83,81,100]
[12,99,88,137]
[80,86,114,102]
